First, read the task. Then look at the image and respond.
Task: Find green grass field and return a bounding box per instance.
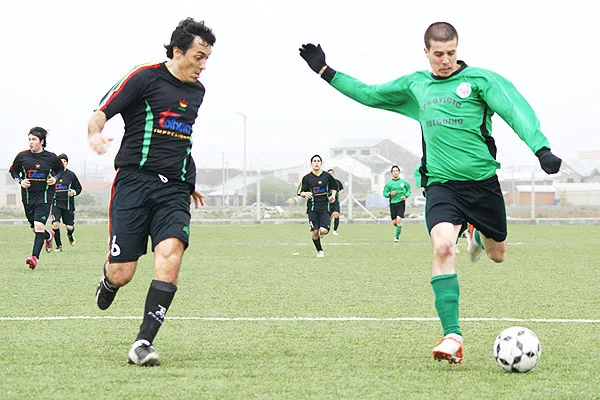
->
[0,224,598,399]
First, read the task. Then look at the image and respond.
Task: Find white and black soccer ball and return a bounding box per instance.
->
[493,326,541,373]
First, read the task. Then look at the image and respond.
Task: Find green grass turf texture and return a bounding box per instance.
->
[0,224,598,399]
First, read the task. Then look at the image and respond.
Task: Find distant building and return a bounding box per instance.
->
[204,175,258,207]
[577,150,600,160]
[559,159,600,183]
[554,182,600,206]
[81,181,112,207]
[329,138,422,198]
[1,169,20,207]
[271,164,305,186]
[509,185,556,206]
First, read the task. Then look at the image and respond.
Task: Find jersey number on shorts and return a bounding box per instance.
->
[110,235,121,257]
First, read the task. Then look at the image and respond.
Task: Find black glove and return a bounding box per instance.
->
[535,148,562,174]
[299,43,326,74]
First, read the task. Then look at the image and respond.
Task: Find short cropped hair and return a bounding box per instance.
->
[29,126,48,148]
[311,154,322,163]
[165,18,216,59]
[424,22,458,49]
[391,165,400,172]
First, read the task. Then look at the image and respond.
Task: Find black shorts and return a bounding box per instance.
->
[108,169,192,263]
[24,203,52,228]
[52,207,75,226]
[425,175,507,242]
[307,210,331,231]
[390,201,406,219]
[330,200,340,214]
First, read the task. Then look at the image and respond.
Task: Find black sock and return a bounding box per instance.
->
[67,227,74,239]
[53,228,62,247]
[136,280,177,344]
[33,232,45,257]
[312,238,322,251]
[334,218,339,231]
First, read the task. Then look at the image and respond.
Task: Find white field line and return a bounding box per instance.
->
[0,316,598,323]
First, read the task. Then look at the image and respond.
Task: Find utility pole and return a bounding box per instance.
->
[235,112,247,207]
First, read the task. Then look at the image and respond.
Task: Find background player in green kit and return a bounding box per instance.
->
[382,165,411,242]
[299,22,561,364]
[88,18,212,366]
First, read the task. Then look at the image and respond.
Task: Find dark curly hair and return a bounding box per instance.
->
[165,18,216,59]
[29,126,48,148]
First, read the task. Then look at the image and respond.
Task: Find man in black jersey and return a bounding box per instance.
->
[9,127,64,269]
[88,18,214,366]
[326,169,344,235]
[51,154,82,251]
[298,155,337,257]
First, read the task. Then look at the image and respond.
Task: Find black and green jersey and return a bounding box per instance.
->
[97,62,204,191]
[326,62,551,187]
[9,149,64,206]
[383,178,411,204]
[298,171,336,213]
[54,169,82,211]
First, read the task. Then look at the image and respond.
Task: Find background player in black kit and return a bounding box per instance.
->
[298,155,337,257]
[326,168,344,236]
[88,18,213,366]
[9,127,64,269]
[51,154,82,251]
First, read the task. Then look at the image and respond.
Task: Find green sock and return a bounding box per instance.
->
[395,225,402,238]
[474,229,484,249]
[431,274,461,336]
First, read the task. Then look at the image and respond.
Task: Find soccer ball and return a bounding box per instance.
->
[493,326,541,373]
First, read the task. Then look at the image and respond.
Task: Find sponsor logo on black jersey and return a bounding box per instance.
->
[158,109,192,134]
[27,169,47,179]
[313,186,327,195]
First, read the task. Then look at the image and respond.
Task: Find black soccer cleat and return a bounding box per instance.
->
[95,275,118,310]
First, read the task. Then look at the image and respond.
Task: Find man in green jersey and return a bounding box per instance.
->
[299,22,561,364]
[383,165,411,242]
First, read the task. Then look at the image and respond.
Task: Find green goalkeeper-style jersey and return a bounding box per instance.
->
[383,178,411,204]
[327,62,551,187]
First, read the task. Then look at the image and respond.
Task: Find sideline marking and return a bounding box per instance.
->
[0,316,598,323]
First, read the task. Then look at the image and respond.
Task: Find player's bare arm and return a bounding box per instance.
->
[87,110,113,155]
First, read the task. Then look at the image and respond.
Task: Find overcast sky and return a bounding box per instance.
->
[1,0,597,174]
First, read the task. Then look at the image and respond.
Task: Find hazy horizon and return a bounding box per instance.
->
[2,0,597,174]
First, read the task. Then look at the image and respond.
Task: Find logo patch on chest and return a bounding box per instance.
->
[456,82,472,99]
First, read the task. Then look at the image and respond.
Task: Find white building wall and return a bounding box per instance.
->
[1,170,21,207]
[554,183,600,206]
